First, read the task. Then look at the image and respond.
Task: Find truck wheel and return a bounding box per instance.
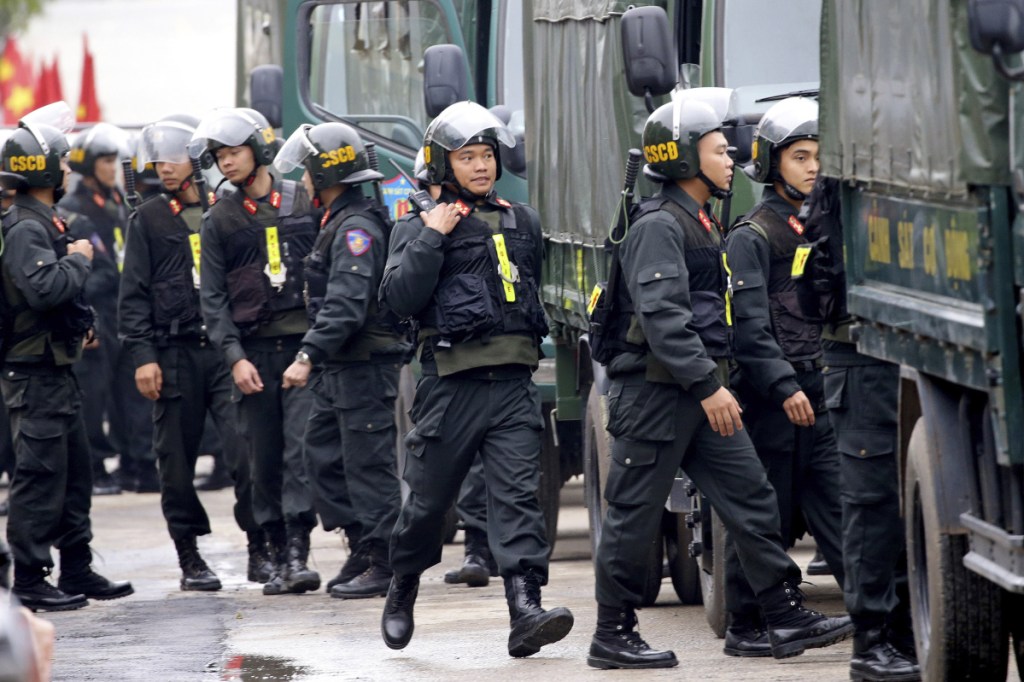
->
[583,383,662,605]
[905,418,1008,680]
[1007,593,1024,677]
[538,416,561,554]
[697,497,727,638]
[663,510,702,605]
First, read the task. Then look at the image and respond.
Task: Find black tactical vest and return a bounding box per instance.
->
[1,204,94,362]
[61,185,128,260]
[134,194,206,337]
[304,196,406,360]
[215,180,317,334]
[606,196,732,360]
[416,201,548,346]
[735,203,822,362]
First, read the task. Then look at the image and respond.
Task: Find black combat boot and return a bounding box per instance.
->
[806,548,832,576]
[330,541,391,599]
[13,565,88,612]
[587,603,678,669]
[56,544,133,601]
[174,536,222,592]
[381,573,420,650]
[850,627,921,682]
[761,581,853,659]
[503,571,574,657]
[723,611,772,657]
[325,527,369,592]
[246,531,274,584]
[444,527,494,587]
[261,525,291,595]
[263,526,321,594]
[91,459,121,496]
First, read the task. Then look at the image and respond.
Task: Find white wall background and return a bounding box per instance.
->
[20,0,237,125]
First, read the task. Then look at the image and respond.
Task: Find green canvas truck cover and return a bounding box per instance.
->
[819,0,1011,196]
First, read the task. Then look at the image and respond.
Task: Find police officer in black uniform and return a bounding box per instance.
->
[190,108,321,596]
[59,123,158,495]
[722,98,847,656]
[795,180,920,679]
[379,101,573,656]
[1,102,133,612]
[274,121,409,600]
[586,98,851,669]
[118,114,267,591]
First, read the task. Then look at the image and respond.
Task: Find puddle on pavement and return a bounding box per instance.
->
[218,654,309,681]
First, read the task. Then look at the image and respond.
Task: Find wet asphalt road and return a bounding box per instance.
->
[4,471,1017,681]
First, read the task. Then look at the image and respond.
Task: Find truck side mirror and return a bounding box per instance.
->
[423,44,469,117]
[620,6,677,112]
[969,0,1024,79]
[249,65,283,129]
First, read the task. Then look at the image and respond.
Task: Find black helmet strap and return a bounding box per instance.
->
[697,170,732,200]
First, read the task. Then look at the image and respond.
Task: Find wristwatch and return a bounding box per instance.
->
[294,350,312,366]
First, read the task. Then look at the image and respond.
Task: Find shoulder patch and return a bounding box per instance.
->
[346,229,372,256]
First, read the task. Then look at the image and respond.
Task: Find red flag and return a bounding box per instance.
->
[1,37,38,123]
[34,59,53,107]
[51,55,64,102]
[77,35,101,122]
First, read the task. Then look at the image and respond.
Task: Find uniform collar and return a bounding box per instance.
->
[322,186,365,227]
[759,186,806,235]
[438,187,511,213]
[12,193,58,222]
[660,183,716,226]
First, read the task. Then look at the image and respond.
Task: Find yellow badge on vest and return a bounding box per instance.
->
[791,244,812,278]
[491,234,517,302]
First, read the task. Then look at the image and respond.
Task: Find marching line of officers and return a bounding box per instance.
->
[0,95,918,681]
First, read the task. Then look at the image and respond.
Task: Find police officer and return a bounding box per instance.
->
[722,97,846,656]
[402,149,500,588]
[379,101,573,656]
[118,114,268,591]
[190,108,321,596]
[274,122,409,599]
[586,98,852,669]
[794,176,920,679]
[1,102,133,611]
[59,124,158,495]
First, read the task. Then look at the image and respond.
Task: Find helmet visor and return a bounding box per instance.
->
[273,125,317,174]
[187,110,259,159]
[757,97,819,144]
[21,100,75,134]
[426,101,515,151]
[138,121,196,167]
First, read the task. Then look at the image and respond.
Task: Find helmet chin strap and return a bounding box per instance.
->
[456,184,492,202]
[697,170,732,200]
[781,180,807,201]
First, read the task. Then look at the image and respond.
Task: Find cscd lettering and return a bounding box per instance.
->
[643,141,679,163]
[7,155,47,172]
[320,145,356,168]
[69,148,87,164]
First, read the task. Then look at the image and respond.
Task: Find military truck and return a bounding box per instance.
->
[233,0,826,621]
[821,0,1024,677]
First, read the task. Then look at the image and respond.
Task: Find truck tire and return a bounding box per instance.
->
[905,417,1008,681]
[663,510,702,605]
[1007,593,1024,678]
[582,383,661,606]
[696,497,727,638]
[538,418,561,554]
[395,366,458,543]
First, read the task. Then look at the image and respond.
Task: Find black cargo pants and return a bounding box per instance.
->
[153,339,256,540]
[2,366,93,571]
[824,341,907,628]
[304,359,402,545]
[725,368,846,618]
[595,373,798,608]
[237,337,317,532]
[389,369,550,578]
